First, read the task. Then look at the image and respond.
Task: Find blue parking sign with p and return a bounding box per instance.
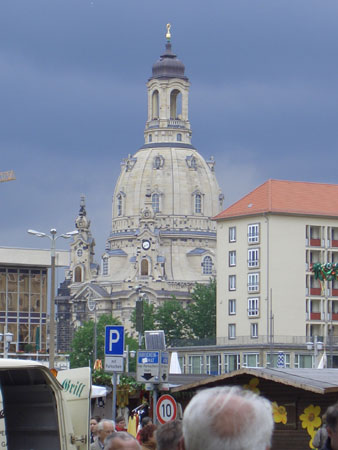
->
[105,326,124,355]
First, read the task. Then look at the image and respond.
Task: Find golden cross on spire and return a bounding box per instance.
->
[166,23,171,41]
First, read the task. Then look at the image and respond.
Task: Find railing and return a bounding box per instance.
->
[168,119,185,128]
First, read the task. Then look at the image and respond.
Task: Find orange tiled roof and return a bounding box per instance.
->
[214,179,338,220]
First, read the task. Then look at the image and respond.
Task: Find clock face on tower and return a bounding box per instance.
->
[142,240,151,251]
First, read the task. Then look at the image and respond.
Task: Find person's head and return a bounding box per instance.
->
[91,416,101,435]
[182,386,273,450]
[139,423,157,444]
[104,432,141,450]
[141,416,152,428]
[156,420,182,450]
[97,419,116,443]
[116,416,126,429]
[325,403,338,450]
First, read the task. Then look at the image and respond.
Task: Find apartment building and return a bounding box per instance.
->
[209,179,338,370]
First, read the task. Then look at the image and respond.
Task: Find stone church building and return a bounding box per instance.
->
[56,29,223,350]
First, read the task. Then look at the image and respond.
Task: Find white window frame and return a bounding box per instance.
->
[228,324,236,339]
[251,323,258,338]
[248,248,259,268]
[229,251,236,267]
[266,353,291,368]
[202,256,213,275]
[248,297,259,317]
[248,223,260,244]
[188,355,204,374]
[294,354,313,368]
[248,273,259,292]
[195,194,202,214]
[229,227,236,243]
[229,299,236,315]
[229,275,236,291]
[102,257,109,276]
[152,193,160,213]
[243,353,259,368]
[224,353,240,373]
[206,354,221,375]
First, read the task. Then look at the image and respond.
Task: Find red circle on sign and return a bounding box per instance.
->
[156,395,177,424]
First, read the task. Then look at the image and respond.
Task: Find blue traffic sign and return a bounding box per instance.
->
[105,326,124,356]
[138,351,159,364]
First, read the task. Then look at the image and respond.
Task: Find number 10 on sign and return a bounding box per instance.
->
[156,395,177,424]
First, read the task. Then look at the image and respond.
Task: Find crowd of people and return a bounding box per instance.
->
[90,385,338,450]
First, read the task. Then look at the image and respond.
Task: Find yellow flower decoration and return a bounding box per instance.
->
[243,377,260,394]
[299,405,322,436]
[272,401,287,424]
[309,429,317,449]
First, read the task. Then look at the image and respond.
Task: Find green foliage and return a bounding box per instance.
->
[70,314,138,370]
[186,279,216,339]
[155,298,190,346]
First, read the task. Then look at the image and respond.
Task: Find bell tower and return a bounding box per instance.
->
[144,24,192,146]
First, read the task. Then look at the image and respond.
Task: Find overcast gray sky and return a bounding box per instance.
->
[2,0,338,260]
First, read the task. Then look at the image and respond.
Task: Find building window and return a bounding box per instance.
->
[248,249,259,268]
[152,193,160,213]
[202,256,213,275]
[224,354,240,373]
[243,353,259,368]
[102,257,108,276]
[206,354,221,375]
[195,194,202,213]
[149,134,152,143]
[229,299,236,315]
[248,223,260,244]
[74,266,82,283]
[229,251,236,267]
[228,324,236,339]
[188,355,203,374]
[229,275,236,291]
[248,297,259,317]
[229,227,236,243]
[115,301,122,309]
[267,353,291,368]
[248,273,259,292]
[141,259,149,276]
[177,133,182,141]
[294,354,313,368]
[117,194,123,216]
[251,323,258,338]
[177,356,185,373]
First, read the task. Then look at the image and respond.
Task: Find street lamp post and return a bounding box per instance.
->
[87,295,97,365]
[28,228,78,369]
[306,335,323,368]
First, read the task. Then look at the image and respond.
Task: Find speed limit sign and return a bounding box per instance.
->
[156,394,177,424]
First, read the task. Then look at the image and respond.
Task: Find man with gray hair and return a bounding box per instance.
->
[104,431,141,450]
[181,386,274,450]
[91,419,115,450]
[156,420,182,450]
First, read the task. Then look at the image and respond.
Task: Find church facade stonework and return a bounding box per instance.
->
[57,29,223,348]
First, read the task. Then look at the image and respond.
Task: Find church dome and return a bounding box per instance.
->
[151,42,187,80]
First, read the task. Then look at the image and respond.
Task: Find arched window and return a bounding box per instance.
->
[177,133,182,141]
[141,259,149,276]
[149,134,152,143]
[202,256,213,275]
[74,266,82,282]
[102,257,108,276]
[152,90,159,119]
[170,89,182,119]
[117,194,123,216]
[152,193,160,213]
[195,194,202,213]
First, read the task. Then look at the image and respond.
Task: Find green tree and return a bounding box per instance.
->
[186,279,216,340]
[70,314,138,370]
[155,298,189,346]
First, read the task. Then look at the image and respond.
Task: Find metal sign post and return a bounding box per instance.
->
[105,325,124,421]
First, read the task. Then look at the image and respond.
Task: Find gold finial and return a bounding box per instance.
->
[166,23,171,41]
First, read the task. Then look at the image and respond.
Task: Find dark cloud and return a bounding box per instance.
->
[1,0,338,257]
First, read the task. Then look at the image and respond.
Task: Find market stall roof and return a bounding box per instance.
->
[170,368,338,395]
